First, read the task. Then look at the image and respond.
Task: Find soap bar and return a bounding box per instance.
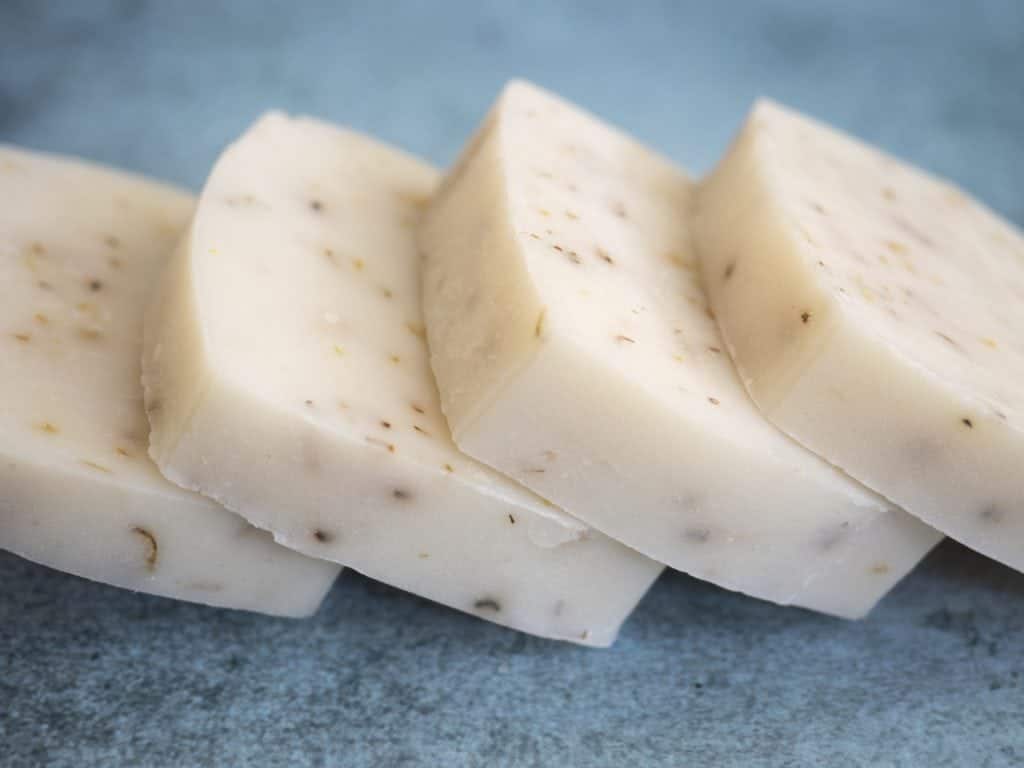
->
[141,113,662,646]
[694,100,1024,572]
[0,146,339,617]
[418,81,941,617]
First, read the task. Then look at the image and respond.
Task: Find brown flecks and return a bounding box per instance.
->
[723,262,735,280]
[934,331,963,351]
[313,528,335,544]
[535,309,547,338]
[88,279,103,292]
[994,410,1007,422]
[567,250,582,264]
[12,333,31,343]
[395,189,430,209]
[442,463,455,473]
[338,400,350,411]
[979,505,1003,524]
[109,255,124,269]
[411,402,426,415]
[116,447,132,458]
[413,425,430,437]
[35,422,59,435]
[304,399,315,407]
[145,399,162,415]
[392,488,412,501]
[80,460,112,474]
[870,563,890,575]
[615,335,636,344]
[474,598,501,612]
[818,521,850,551]
[418,552,430,559]
[707,397,720,406]
[352,258,365,271]
[886,240,908,255]
[310,199,325,213]
[508,514,517,525]
[77,327,103,342]
[565,210,579,220]
[322,247,338,265]
[380,420,392,429]
[37,281,52,291]
[389,354,401,365]
[132,527,158,571]
[103,235,121,249]
[379,286,394,299]
[882,187,897,201]
[961,417,974,429]
[684,527,711,543]
[543,450,558,462]
[610,200,628,218]
[800,311,812,324]
[596,246,614,265]
[811,202,826,215]
[567,182,579,193]
[707,346,722,354]
[365,436,396,453]
[35,313,50,325]
[981,337,998,349]
[405,321,426,339]
[527,233,540,240]
[552,244,564,253]
[28,241,46,256]
[705,307,716,321]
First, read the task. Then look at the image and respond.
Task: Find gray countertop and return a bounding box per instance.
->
[1,2,1022,766]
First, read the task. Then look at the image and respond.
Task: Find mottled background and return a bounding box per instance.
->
[1,1,1022,766]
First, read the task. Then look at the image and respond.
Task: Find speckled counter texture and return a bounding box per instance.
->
[1,2,1022,766]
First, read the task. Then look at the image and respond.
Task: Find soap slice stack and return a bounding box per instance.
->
[4,81,1020,644]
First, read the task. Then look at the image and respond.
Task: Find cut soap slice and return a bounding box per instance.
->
[419,81,941,618]
[694,100,1024,572]
[0,146,339,617]
[142,112,662,646]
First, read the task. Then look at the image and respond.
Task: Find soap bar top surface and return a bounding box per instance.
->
[0,146,339,616]
[143,113,662,646]
[419,81,941,618]
[694,100,1024,571]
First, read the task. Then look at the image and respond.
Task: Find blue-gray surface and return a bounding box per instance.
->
[0,1,1022,766]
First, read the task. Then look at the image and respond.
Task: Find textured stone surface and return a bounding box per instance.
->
[1,1,1022,766]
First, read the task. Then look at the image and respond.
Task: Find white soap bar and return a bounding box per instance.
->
[0,146,339,617]
[419,81,941,618]
[142,113,662,646]
[694,100,1024,572]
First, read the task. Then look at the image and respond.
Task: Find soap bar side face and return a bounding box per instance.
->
[420,114,546,437]
[695,101,1024,570]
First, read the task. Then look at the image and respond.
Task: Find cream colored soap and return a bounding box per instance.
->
[0,146,339,617]
[419,81,941,618]
[695,100,1024,572]
[142,113,662,646]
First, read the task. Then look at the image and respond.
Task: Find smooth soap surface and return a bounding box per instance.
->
[0,145,340,617]
[694,100,1024,573]
[419,81,942,618]
[142,113,662,646]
